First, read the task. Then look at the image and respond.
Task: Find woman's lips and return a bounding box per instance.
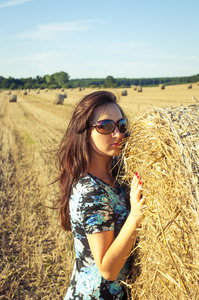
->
[111,142,121,147]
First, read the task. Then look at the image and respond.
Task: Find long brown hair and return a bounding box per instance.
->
[55,91,126,231]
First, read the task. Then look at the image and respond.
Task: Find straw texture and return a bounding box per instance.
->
[121,103,199,299]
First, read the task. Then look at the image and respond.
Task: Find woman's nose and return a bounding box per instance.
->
[112,126,122,137]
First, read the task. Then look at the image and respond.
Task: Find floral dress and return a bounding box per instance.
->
[64,173,131,300]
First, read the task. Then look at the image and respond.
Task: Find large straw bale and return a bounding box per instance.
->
[121,103,199,299]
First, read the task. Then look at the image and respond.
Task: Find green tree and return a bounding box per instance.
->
[53,71,69,87]
[1,78,9,89]
[10,82,17,90]
[105,76,116,87]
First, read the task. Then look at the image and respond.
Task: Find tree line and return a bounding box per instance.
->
[0,72,199,90]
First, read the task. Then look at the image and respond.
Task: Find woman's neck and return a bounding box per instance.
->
[89,156,114,186]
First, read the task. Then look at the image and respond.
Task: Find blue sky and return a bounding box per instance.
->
[0,0,199,79]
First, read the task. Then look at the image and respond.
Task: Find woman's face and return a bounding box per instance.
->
[89,103,125,159]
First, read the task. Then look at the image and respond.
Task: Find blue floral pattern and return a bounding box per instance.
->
[64,174,131,300]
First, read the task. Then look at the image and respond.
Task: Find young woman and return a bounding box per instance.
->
[56,91,145,300]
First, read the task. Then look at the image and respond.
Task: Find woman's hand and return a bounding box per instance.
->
[129,172,145,223]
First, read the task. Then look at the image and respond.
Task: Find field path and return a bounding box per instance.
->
[0,91,75,299]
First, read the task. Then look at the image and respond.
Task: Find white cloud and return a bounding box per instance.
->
[14,20,97,40]
[0,0,33,8]
[140,53,199,61]
[0,41,36,50]
[160,54,199,61]
[0,51,64,62]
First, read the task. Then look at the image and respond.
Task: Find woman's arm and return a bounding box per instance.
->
[87,174,145,281]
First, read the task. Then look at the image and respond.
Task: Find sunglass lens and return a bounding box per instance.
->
[118,119,127,133]
[98,120,114,133]
[95,119,127,134]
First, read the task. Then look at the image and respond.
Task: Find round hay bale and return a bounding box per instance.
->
[9,95,17,102]
[24,90,27,95]
[36,89,40,94]
[121,104,199,299]
[79,87,82,91]
[188,84,192,89]
[159,84,165,90]
[63,92,67,98]
[7,90,11,95]
[121,89,128,96]
[137,86,142,92]
[53,93,65,105]
[134,86,137,91]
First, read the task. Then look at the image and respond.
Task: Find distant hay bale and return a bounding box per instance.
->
[7,90,11,95]
[137,86,142,92]
[121,104,199,299]
[197,82,199,86]
[61,88,64,92]
[79,88,82,91]
[53,93,65,105]
[159,84,165,90]
[121,89,128,96]
[24,90,27,95]
[36,89,40,94]
[9,95,17,102]
[63,92,67,98]
[188,84,192,89]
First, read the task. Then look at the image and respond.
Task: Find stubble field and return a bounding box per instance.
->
[0,84,199,299]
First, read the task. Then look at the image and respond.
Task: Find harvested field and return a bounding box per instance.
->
[0,84,199,299]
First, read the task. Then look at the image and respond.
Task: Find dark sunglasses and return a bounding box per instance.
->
[91,118,128,134]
